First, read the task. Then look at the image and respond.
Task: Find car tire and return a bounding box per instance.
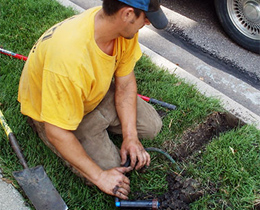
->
[214,0,260,54]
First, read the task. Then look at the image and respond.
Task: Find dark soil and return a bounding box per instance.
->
[164,112,245,161]
[158,174,203,210]
[122,112,245,210]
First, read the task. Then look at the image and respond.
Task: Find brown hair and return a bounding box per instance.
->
[102,0,142,17]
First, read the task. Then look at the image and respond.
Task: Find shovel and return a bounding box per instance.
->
[0,110,68,210]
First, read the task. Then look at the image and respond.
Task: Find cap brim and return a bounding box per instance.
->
[145,8,168,29]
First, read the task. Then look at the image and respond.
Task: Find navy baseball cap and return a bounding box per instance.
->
[118,0,168,29]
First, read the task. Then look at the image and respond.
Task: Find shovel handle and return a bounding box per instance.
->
[0,110,29,169]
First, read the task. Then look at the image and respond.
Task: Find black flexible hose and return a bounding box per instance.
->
[115,147,180,209]
[145,147,181,171]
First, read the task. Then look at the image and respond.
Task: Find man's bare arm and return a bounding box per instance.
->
[44,122,131,199]
[115,71,150,170]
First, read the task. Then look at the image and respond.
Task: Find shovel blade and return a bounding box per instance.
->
[13,165,68,210]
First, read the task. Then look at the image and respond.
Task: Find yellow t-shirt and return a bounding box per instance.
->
[18,7,142,130]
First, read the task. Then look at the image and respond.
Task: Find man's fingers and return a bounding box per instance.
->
[135,150,150,170]
[123,176,131,185]
[115,190,129,200]
[141,151,150,167]
[112,182,130,200]
[146,151,151,166]
[120,145,151,170]
[113,186,128,199]
[112,185,119,195]
[130,154,137,169]
[120,150,127,165]
[135,152,145,169]
[118,182,130,193]
[115,166,132,175]
[117,187,130,196]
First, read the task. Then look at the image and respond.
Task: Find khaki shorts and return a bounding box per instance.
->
[31,84,162,183]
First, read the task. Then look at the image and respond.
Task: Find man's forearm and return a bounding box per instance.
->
[115,72,138,139]
[44,122,132,199]
[114,72,150,169]
[44,122,103,184]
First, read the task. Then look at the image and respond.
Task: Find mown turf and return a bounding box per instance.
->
[1,0,260,209]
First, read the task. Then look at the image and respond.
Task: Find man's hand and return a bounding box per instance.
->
[120,137,150,170]
[114,72,150,170]
[45,122,131,199]
[95,167,132,199]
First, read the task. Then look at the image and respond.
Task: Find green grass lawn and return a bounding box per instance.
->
[1,0,260,209]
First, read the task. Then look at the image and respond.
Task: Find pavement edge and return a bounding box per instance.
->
[140,45,260,130]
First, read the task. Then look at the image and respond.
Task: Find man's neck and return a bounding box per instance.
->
[94,9,120,55]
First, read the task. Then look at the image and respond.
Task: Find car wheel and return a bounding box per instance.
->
[214,0,260,54]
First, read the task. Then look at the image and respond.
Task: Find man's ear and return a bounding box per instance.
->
[119,7,135,22]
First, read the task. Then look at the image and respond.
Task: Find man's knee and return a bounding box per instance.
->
[152,116,163,137]
[136,95,163,139]
[140,114,162,139]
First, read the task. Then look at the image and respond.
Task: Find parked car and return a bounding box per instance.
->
[214,0,260,54]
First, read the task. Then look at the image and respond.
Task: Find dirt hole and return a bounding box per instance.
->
[164,111,245,161]
[122,112,245,210]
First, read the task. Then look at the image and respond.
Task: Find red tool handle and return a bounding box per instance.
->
[137,94,150,102]
[0,48,28,61]
[138,94,176,110]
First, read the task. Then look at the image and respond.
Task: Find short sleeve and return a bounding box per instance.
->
[41,69,85,130]
[115,33,142,77]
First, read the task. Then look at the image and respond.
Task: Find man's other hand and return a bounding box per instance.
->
[120,138,151,170]
[96,167,132,200]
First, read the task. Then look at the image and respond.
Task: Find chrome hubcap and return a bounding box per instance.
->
[227,0,260,40]
[244,1,260,22]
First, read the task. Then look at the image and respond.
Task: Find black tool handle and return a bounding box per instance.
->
[0,110,29,169]
[149,98,177,110]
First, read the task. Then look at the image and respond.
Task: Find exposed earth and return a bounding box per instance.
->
[122,112,245,209]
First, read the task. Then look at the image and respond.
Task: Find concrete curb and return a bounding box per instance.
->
[0,168,30,210]
[140,45,260,129]
[57,0,85,13]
